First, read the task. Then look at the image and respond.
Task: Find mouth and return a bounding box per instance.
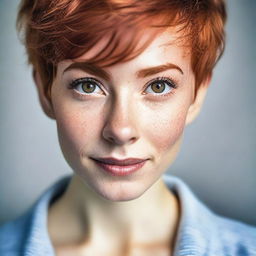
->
[90,157,148,176]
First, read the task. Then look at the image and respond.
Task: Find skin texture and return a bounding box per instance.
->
[35,28,210,255]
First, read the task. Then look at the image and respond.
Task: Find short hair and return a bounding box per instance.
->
[17,0,227,101]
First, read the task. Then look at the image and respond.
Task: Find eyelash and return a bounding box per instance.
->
[143,76,178,97]
[68,76,178,99]
[69,77,103,90]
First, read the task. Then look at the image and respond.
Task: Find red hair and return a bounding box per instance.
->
[17,0,227,100]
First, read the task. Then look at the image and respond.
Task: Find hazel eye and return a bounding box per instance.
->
[150,81,166,93]
[145,78,176,95]
[81,82,97,93]
[69,78,104,95]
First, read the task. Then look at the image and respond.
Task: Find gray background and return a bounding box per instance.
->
[0,0,255,226]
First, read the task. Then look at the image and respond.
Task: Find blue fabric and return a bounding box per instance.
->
[0,174,256,255]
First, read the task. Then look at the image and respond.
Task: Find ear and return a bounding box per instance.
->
[185,75,211,125]
[33,69,55,119]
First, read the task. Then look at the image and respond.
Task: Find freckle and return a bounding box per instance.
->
[149,113,185,153]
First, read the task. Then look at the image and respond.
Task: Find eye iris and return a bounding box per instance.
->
[151,81,165,93]
[82,82,96,93]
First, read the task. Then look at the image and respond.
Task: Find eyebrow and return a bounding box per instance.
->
[136,63,184,78]
[63,61,184,80]
[63,62,111,81]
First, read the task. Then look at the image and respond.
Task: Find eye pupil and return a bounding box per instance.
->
[151,82,165,93]
[82,82,96,93]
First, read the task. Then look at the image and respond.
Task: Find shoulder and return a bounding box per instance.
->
[163,174,256,255]
[0,175,72,255]
[213,214,256,255]
[0,211,32,255]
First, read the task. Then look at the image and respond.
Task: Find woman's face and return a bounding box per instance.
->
[49,29,200,201]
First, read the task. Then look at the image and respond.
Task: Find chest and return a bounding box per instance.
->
[54,244,173,256]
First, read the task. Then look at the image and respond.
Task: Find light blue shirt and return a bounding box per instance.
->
[0,174,256,255]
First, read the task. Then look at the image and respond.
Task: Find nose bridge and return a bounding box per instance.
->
[102,93,139,145]
[111,94,132,124]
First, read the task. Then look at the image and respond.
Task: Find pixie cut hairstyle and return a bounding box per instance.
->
[17,0,226,100]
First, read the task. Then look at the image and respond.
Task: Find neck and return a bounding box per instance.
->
[48,174,180,253]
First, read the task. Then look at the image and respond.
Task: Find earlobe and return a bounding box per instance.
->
[33,69,55,119]
[185,75,211,125]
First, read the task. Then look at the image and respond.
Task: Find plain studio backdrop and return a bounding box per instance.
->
[0,0,255,226]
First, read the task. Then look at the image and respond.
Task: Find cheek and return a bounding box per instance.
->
[144,103,188,154]
[53,103,100,156]
[57,114,86,146]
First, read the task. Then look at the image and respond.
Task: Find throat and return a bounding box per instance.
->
[47,176,180,255]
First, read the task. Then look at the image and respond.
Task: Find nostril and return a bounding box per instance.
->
[130,136,137,143]
[107,136,116,144]
[102,127,139,145]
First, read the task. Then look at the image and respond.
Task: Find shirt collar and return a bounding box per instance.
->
[162,174,221,255]
[23,176,70,255]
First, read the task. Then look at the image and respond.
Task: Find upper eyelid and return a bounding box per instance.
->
[69,77,106,95]
[70,77,103,86]
[144,76,178,90]
[69,76,178,94]
[70,75,177,86]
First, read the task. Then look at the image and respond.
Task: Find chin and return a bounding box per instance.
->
[101,191,143,202]
[73,165,153,202]
[93,180,147,202]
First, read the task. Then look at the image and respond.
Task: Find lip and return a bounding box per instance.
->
[92,157,147,165]
[91,157,148,176]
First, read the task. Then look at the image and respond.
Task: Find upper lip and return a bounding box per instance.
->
[91,157,148,166]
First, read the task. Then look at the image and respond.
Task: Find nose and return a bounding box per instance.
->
[102,97,139,145]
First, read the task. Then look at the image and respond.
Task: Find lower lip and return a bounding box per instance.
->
[93,160,147,176]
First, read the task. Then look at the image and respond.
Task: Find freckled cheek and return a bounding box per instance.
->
[54,107,99,153]
[145,108,187,153]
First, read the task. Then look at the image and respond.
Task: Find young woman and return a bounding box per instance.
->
[0,0,255,255]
